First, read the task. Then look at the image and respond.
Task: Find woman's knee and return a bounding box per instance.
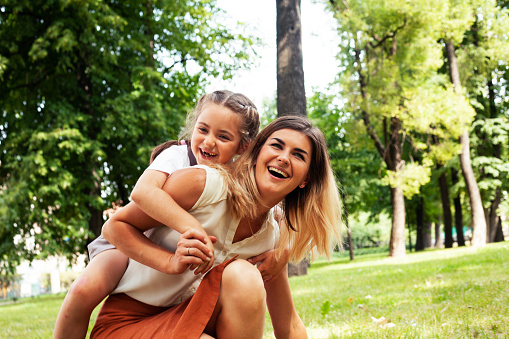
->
[222,260,266,304]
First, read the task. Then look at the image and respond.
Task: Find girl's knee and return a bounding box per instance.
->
[67,275,96,301]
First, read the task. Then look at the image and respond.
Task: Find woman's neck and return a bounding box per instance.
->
[233,212,269,244]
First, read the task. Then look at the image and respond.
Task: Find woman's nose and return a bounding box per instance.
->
[277,152,289,165]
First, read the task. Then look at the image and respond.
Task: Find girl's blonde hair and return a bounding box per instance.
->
[150,90,259,163]
[180,90,260,149]
[219,116,343,263]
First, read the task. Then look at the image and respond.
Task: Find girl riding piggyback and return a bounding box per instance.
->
[54,90,264,339]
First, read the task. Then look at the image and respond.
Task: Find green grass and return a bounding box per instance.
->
[1,242,508,338]
[266,242,509,338]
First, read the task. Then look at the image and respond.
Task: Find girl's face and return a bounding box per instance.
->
[191,103,244,165]
[254,128,312,206]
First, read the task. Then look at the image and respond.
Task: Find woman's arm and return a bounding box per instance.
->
[265,266,308,339]
[248,205,289,281]
[103,168,215,274]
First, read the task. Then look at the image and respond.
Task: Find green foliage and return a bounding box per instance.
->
[307,91,390,218]
[382,163,431,199]
[348,212,392,248]
[0,0,255,271]
[329,0,481,208]
[327,0,509,239]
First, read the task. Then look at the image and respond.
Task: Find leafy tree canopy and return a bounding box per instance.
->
[0,0,255,272]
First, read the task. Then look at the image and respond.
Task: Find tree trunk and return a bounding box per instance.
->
[388,117,406,258]
[438,169,454,248]
[445,41,486,247]
[288,258,309,277]
[341,191,354,261]
[276,0,306,117]
[390,186,406,257]
[354,33,406,258]
[450,169,465,246]
[415,198,425,251]
[434,216,443,248]
[459,130,487,247]
[494,217,505,242]
[488,188,502,242]
[277,0,308,276]
[424,221,432,248]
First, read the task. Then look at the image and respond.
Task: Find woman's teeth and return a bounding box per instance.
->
[268,167,289,178]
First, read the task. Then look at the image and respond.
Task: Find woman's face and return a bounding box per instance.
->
[254,128,312,205]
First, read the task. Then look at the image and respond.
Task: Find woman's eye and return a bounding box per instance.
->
[294,153,305,160]
[270,143,283,149]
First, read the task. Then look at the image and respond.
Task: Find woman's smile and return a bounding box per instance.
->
[255,128,311,205]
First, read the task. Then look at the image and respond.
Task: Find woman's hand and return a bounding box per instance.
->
[247,248,289,282]
[170,229,216,275]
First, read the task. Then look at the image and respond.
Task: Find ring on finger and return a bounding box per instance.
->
[187,247,190,256]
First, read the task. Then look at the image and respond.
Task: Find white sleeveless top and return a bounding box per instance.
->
[112,165,280,307]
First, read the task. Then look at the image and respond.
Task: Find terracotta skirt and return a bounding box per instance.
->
[90,258,235,338]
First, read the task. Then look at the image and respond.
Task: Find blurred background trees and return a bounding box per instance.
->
[1,0,508,274]
[0,0,254,272]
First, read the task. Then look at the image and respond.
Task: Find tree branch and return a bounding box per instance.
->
[162,56,196,75]
[369,18,407,49]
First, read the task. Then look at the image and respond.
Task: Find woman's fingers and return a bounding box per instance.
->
[178,230,216,274]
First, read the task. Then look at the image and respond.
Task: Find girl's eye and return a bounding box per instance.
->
[219,135,231,141]
[270,143,283,149]
[198,127,207,133]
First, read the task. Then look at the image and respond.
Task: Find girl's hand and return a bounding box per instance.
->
[247,249,289,282]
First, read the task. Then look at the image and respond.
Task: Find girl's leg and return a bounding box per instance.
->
[205,260,266,339]
[53,249,128,339]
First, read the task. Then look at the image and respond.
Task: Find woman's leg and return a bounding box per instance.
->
[53,249,129,339]
[205,259,266,339]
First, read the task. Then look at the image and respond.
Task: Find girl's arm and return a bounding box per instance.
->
[131,169,209,238]
[131,169,215,272]
[103,168,215,274]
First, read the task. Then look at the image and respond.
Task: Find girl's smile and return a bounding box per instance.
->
[191,103,244,165]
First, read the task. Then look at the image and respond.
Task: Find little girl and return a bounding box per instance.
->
[54,90,265,338]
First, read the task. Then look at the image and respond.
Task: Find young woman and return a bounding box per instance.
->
[91,116,343,338]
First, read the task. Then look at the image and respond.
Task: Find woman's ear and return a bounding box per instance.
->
[299,175,310,188]
[236,142,250,155]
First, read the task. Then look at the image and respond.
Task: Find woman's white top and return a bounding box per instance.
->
[112,165,280,307]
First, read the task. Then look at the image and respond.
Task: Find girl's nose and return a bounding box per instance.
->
[204,135,215,147]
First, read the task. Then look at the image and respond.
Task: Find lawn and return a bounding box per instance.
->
[1,242,508,338]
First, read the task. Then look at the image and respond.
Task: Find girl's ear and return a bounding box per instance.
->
[236,142,250,155]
